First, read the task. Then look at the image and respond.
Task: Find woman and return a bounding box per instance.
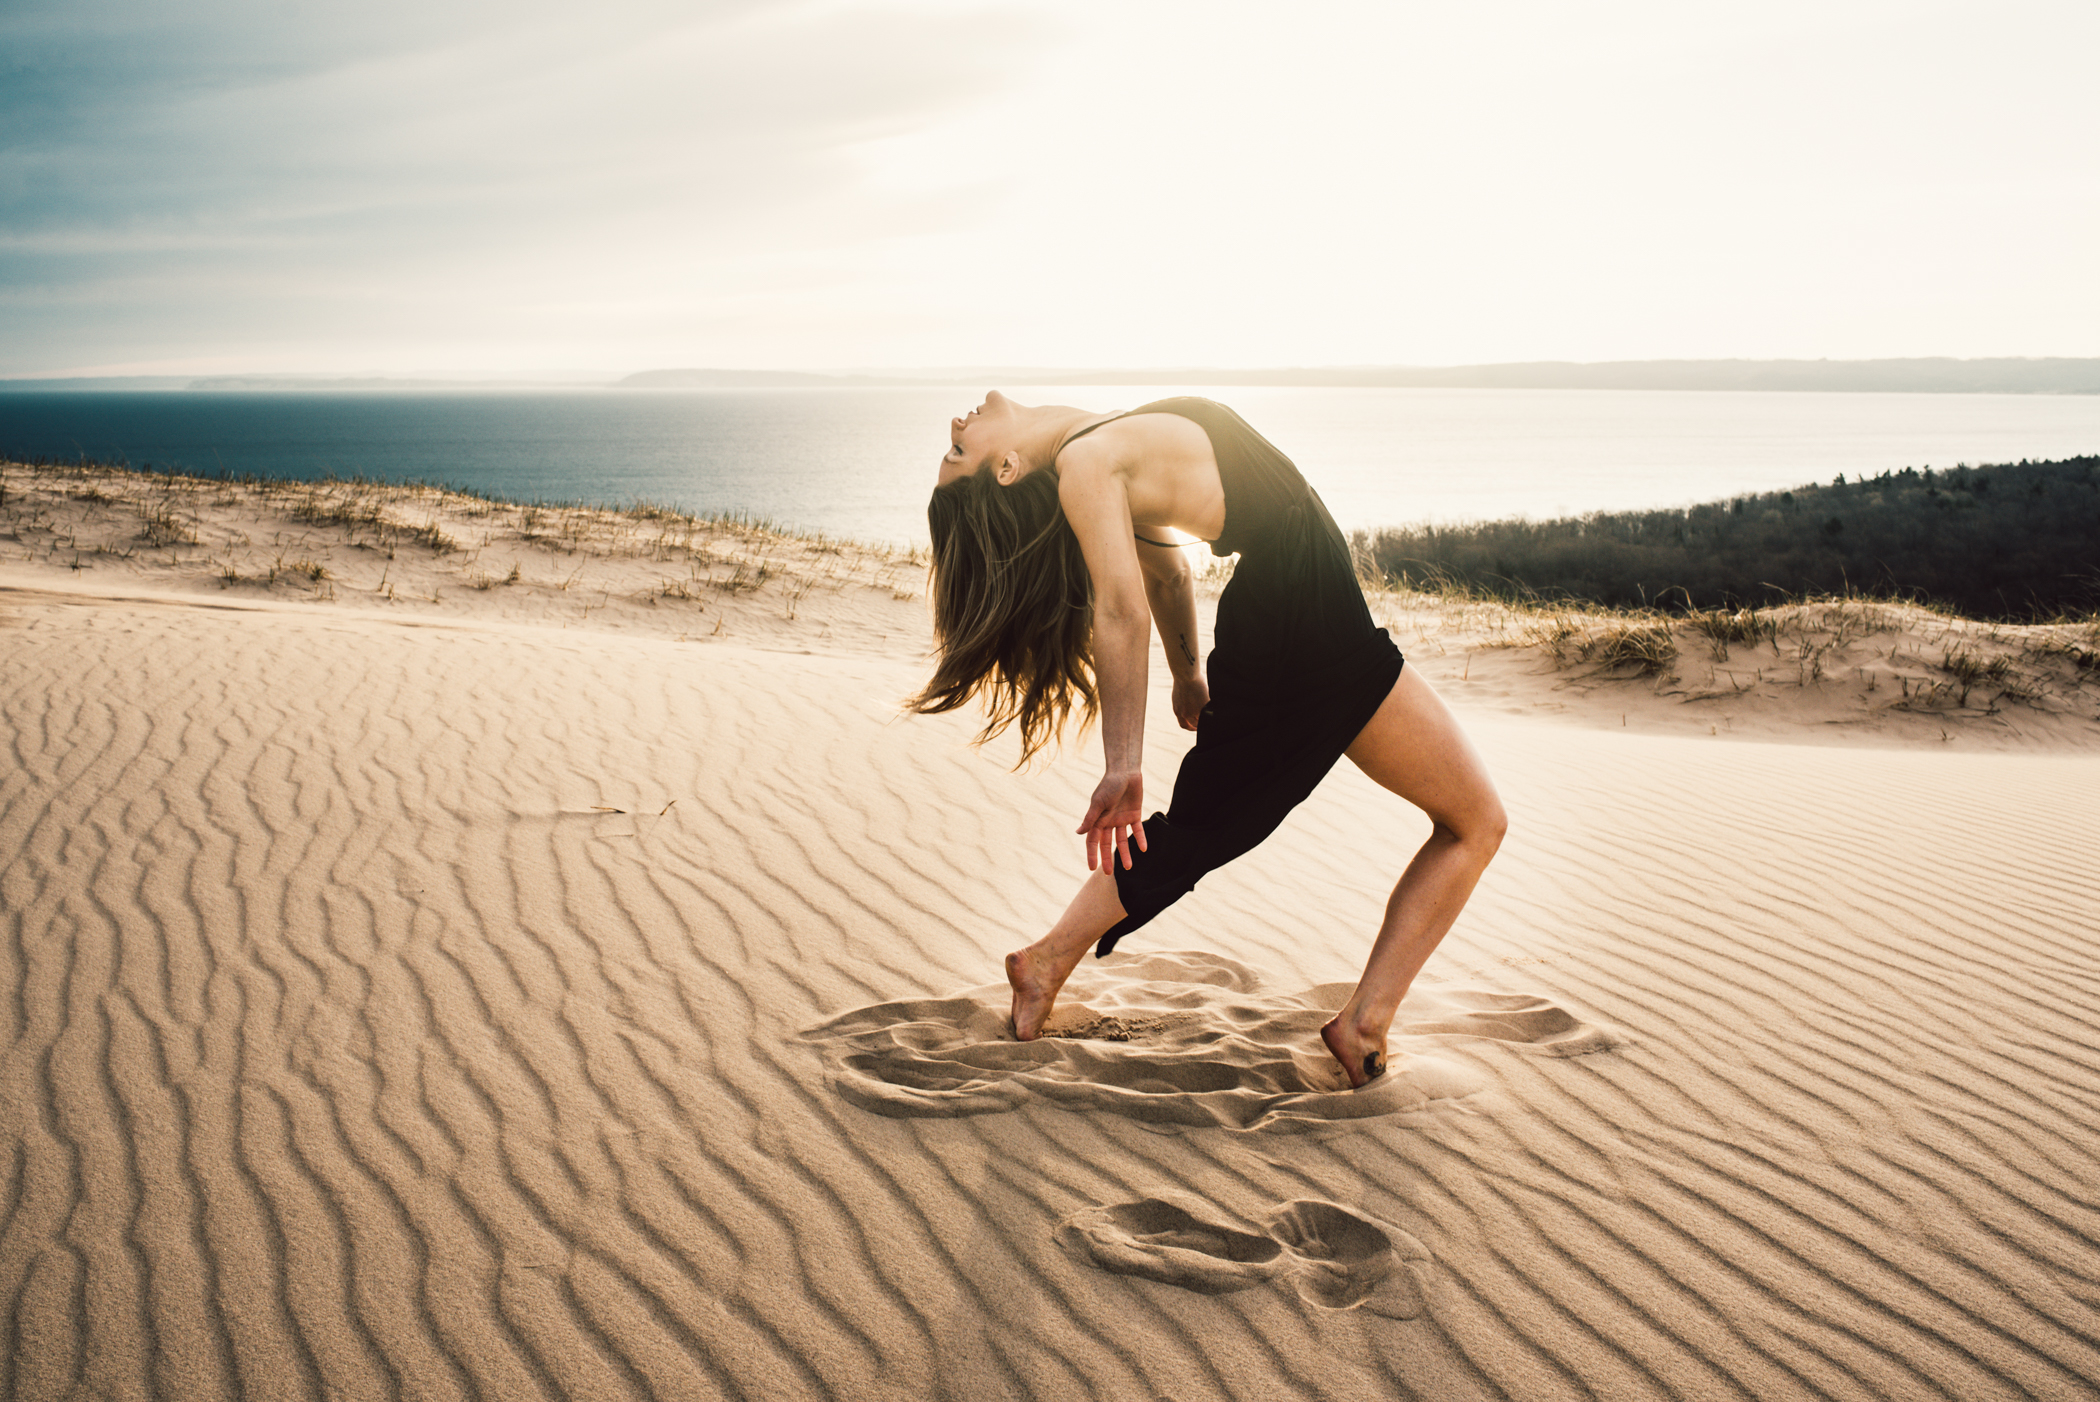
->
[910,392,1506,1088]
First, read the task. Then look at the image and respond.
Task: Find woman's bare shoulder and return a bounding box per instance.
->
[1061,413,1222,540]
[1059,412,1211,475]
[1053,441,1127,513]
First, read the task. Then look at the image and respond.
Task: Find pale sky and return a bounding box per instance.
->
[4,0,2095,377]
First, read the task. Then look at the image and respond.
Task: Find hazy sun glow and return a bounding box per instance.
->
[3,0,2094,376]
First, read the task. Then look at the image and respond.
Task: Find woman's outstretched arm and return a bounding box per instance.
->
[1058,448,1150,872]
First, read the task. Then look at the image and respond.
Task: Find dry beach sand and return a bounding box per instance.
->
[4,461,2100,1400]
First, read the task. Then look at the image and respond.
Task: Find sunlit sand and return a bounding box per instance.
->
[5,459,2099,1399]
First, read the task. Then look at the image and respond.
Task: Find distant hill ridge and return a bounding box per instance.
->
[615,358,2100,394]
[613,368,886,389]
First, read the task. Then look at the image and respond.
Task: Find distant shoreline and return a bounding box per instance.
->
[5,356,2099,395]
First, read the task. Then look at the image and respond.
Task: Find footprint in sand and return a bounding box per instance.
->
[1265,1200,1429,1317]
[803,950,1620,1132]
[1058,1193,1429,1319]
[1054,1193,1288,1295]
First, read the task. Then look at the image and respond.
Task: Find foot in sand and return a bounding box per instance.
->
[1320,1014,1389,1090]
[1006,945,1074,1041]
[1007,865,1125,1040]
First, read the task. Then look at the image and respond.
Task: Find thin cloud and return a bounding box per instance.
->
[0,0,1056,372]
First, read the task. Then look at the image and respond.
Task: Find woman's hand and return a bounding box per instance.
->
[1171,674,1208,732]
[1078,770,1146,872]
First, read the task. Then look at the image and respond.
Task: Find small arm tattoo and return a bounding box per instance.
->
[1178,632,1198,665]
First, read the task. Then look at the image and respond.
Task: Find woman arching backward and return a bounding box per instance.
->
[911,393,1506,1088]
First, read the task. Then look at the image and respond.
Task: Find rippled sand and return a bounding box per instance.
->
[5,464,2100,1399]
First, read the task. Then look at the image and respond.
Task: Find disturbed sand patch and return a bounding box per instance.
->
[803,951,1621,1132]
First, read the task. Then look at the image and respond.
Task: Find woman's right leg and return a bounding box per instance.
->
[1322,665,1508,1086]
[1007,866,1126,1039]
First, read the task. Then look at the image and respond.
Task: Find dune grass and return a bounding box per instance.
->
[0,456,932,632]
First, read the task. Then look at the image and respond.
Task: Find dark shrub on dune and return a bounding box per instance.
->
[1355,455,2100,621]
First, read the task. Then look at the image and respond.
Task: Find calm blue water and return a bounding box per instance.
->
[5,386,2099,546]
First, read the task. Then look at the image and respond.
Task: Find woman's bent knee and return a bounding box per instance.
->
[1438,795,1507,859]
[1480,796,1509,850]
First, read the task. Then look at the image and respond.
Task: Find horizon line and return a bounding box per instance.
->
[8,355,2100,395]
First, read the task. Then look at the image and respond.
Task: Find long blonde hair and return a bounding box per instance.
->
[909,465,1096,765]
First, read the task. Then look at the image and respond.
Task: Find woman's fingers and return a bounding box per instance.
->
[1079,772,1146,871]
[1106,818,1147,870]
[1076,796,1108,838]
[1082,819,1141,871]
[1086,819,1112,870]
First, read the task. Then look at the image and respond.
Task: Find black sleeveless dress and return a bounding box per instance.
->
[1066,398,1405,956]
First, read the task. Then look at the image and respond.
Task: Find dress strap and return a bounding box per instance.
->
[1133,532,1182,547]
[1052,410,1129,459]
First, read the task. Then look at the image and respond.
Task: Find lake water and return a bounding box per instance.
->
[5,386,2099,546]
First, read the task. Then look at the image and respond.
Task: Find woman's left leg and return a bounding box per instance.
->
[1322,665,1507,1087]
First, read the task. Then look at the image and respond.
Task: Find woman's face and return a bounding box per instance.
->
[938,390,1017,486]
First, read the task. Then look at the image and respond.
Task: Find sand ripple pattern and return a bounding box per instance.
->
[805,950,1614,1130]
[4,588,2100,1400]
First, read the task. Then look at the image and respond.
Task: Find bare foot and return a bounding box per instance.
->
[1321,1016,1389,1090]
[1007,947,1067,1041]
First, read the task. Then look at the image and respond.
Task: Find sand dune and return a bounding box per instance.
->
[5,466,2100,1399]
